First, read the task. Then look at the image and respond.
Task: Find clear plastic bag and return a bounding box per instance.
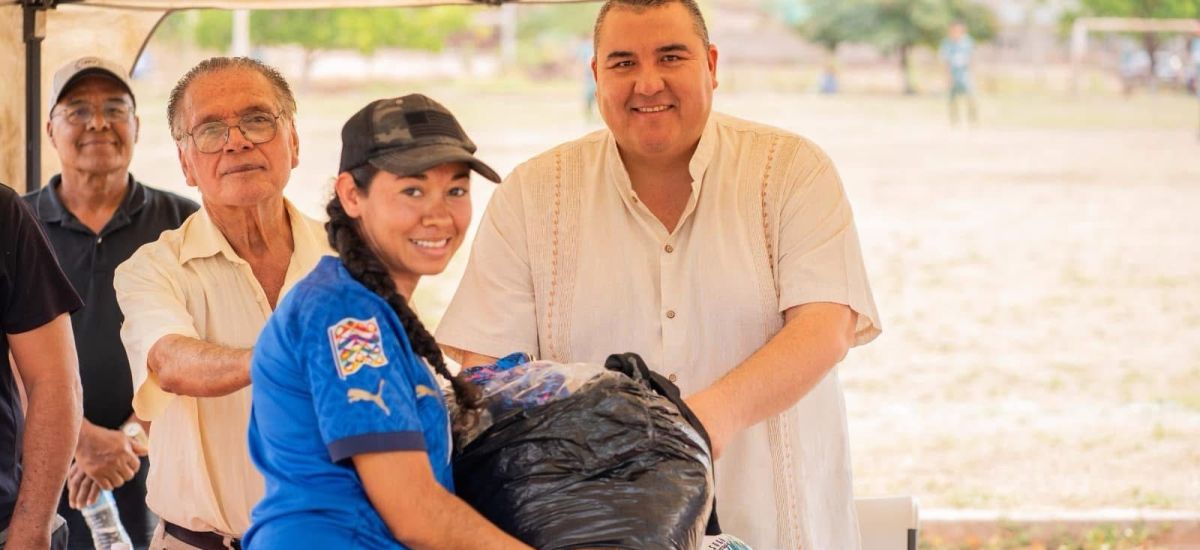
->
[455,353,614,447]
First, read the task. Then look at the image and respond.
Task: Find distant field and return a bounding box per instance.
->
[124,77,1200,513]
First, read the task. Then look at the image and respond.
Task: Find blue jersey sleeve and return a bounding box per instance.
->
[299,291,429,463]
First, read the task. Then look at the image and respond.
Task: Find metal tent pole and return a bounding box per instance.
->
[23,1,51,193]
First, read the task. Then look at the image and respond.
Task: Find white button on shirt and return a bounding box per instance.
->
[438,113,880,549]
[115,201,330,537]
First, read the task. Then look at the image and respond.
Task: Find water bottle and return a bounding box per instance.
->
[81,489,132,550]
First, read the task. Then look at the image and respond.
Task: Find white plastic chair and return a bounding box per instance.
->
[856,496,919,550]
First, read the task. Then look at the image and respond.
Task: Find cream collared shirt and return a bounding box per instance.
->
[438,113,881,550]
[115,200,330,536]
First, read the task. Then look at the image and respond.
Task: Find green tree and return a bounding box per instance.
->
[773,0,873,94]
[1072,0,1200,76]
[860,0,997,94]
[791,0,873,53]
[159,8,476,84]
[154,10,236,53]
[191,10,234,52]
[251,8,474,84]
[777,0,995,93]
[517,3,599,42]
[251,8,474,55]
[513,4,600,74]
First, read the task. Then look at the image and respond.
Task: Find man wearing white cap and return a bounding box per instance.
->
[24,56,198,550]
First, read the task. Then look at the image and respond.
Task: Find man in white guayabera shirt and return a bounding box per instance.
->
[436,0,882,548]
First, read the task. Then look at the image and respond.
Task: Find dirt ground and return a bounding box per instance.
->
[122,80,1200,514]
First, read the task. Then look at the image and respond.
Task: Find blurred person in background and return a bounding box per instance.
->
[578,35,598,121]
[1118,42,1142,96]
[1191,23,1200,138]
[818,61,840,95]
[940,21,978,125]
[25,56,199,550]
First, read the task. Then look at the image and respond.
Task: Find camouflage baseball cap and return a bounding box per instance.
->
[339,94,500,183]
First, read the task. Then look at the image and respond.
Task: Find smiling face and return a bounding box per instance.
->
[336,162,473,295]
[47,75,139,176]
[175,67,299,208]
[592,1,718,164]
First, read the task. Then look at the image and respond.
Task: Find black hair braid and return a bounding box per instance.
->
[325,196,482,439]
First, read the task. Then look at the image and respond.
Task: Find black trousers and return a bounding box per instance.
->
[57,457,156,550]
[53,520,68,549]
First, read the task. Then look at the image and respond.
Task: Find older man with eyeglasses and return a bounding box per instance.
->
[23,56,199,550]
[114,57,329,550]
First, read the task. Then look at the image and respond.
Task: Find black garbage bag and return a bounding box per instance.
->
[453,353,715,550]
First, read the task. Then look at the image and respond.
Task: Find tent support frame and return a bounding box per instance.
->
[22,0,56,193]
[13,0,533,194]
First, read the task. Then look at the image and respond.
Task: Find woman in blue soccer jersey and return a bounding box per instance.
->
[244,95,530,550]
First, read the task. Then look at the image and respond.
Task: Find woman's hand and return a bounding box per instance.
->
[354,450,532,550]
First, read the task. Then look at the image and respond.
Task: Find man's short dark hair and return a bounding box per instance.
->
[167,56,297,141]
[593,0,710,52]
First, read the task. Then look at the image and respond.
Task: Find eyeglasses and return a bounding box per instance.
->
[180,111,283,154]
[51,102,134,126]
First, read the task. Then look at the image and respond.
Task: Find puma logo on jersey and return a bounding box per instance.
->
[347,379,390,416]
[414,384,439,399]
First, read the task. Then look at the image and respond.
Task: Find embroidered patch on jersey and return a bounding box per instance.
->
[328,316,389,379]
[347,379,391,416]
[415,384,439,399]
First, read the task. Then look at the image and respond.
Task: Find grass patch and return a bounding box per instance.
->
[1171,392,1200,412]
[1130,488,1175,509]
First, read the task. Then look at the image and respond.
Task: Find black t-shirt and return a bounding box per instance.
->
[0,183,83,528]
[24,175,198,429]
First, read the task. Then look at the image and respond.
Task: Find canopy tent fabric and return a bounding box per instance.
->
[1,4,163,192]
[3,0,494,7]
[1,0,583,193]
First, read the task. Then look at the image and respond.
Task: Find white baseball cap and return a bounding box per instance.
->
[48,56,135,111]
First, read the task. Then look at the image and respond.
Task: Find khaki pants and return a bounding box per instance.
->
[149,523,239,550]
